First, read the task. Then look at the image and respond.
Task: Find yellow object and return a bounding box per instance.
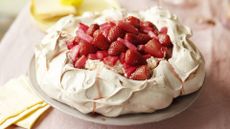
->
[60,0,83,7]
[0,76,50,129]
[30,0,120,32]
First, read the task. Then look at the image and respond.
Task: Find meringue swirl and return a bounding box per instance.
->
[35,7,205,117]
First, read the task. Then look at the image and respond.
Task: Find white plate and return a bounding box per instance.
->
[28,57,202,126]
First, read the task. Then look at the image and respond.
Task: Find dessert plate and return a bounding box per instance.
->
[28,56,203,126]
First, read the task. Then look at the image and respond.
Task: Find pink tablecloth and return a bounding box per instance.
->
[1,0,230,129]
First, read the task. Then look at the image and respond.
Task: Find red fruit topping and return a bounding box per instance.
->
[79,23,89,32]
[77,28,93,43]
[79,42,96,56]
[144,39,165,58]
[123,64,137,77]
[92,32,109,50]
[117,38,137,51]
[68,18,172,80]
[88,53,97,60]
[100,21,116,30]
[108,40,127,56]
[158,33,172,47]
[124,16,140,28]
[118,21,138,34]
[125,49,146,66]
[107,26,125,42]
[136,33,151,44]
[130,65,151,80]
[124,33,138,45]
[69,45,80,62]
[75,55,87,68]
[160,27,168,34]
[87,24,99,36]
[119,52,125,64]
[66,40,75,50]
[96,51,108,60]
[103,56,119,66]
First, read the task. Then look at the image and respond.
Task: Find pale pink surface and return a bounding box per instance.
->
[1,0,230,128]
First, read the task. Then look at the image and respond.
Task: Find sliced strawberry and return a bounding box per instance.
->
[118,21,138,34]
[119,52,125,64]
[87,24,99,36]
[88,53,98,60]
[75,55,87,68]
[125,49,146,66]
[160,27,168,34]
[117,38,137,51]
[130,65,151,80]
[96,51,108,60]
[144,39,165,58]
[78,23,89,32]
[103,56,119,66]
[124,33,138,45]
[124,16,140,28]
[77,28,93,43]
[136,33,151,44]
[92,32,109,50]
[79,42,96,56]
[158,33,172,47]
[140,21,158,35]
[100,21,116,30]
[108,40,127,56]
[123,64,137,77]
[148,31,158,39]
[66,40,75,50]
[69,45,80,62]
[107,26,125,42]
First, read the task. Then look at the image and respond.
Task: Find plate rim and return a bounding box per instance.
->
[28,56,203,126]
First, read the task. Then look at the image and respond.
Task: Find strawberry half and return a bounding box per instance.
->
[144,39,165,58]
[88,53,97,60]
[75,55,87,68]
[79,42,96,56]
[130,65,151,80]
[108,40,127,56]
[117,38,137,51]
[125,49,146,66]
[87,24,99,36]
[92,32,109,50]
[78,23,89,32]
[118,21,138,34]
[103,56,119,66]
[77,28,93,43]
[160,27,168,34]
[107,26,125,42]
[124,16,140,28]
[158,33,172,47]
[123,64,137,77]
[96,51,108,60]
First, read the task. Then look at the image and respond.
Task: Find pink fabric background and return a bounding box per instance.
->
[1,0,230,128]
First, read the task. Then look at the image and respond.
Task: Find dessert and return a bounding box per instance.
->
[35,7,205,117]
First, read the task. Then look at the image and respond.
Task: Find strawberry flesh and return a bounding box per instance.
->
[125,49,146,66]
[107,26,125,42]
[124,16,140,28]
[108,40,127,56]
[144,39,165,58]
[79,42,96,56]
[130,65,151,80]
[75,55,87,68]
[96,51,108,60]
[92,32,109,50]
[158,33,172,47]
[117,38,137,51]
[87,24,99,36]
[118,21,138,34]
[103,56,119,66]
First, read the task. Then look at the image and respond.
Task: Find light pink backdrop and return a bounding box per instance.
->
[1,0,230,129]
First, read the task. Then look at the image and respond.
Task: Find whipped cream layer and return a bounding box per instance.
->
[35,7,205,117]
